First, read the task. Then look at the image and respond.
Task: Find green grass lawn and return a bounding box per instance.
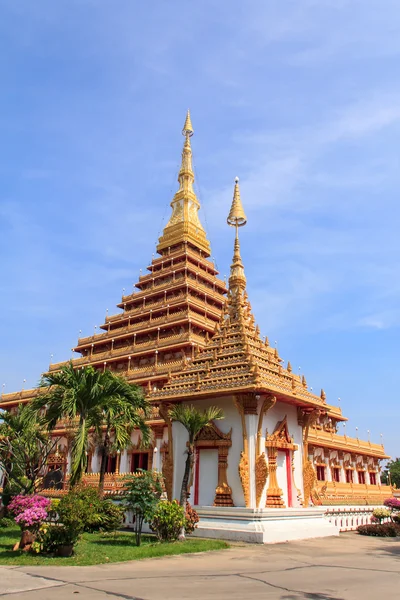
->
[0,526,229,566]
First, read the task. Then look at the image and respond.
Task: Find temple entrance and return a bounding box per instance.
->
[194,448,218,506]
[266,417,298,508]
[276,449,293,507]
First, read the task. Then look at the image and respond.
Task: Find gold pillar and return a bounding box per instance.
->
[234,393,257,508]
[265,446,284,507]
[214,446,234,507]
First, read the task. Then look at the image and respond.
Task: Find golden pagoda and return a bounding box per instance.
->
[0,114,392,532]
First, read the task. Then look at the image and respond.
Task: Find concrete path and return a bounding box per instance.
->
[0,533,399,599]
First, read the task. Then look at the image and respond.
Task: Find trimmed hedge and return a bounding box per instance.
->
[357,523,400,537]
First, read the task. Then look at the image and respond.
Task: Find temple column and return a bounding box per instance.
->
[255,394,276,508]
[119,450,129,474]
[152,425,165,472]
[235,393,258,508]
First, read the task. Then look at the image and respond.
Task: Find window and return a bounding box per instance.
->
[345,469,353,483]
[107,455,117,474]
[316,465,326,481]
[85,453,93,474]
[358,471,366,484]
[369,472,377,485]
[130,452,149,473]
[332,467,340,482]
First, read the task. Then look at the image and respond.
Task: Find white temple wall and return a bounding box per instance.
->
[170,397,244,507]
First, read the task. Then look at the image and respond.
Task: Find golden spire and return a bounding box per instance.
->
[157,111,211,256]
[182,109,194,137]
[228,177,247,295]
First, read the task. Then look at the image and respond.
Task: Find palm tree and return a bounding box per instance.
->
[30,363,150,489]
[168,404,224,507]
[0,405,59,496]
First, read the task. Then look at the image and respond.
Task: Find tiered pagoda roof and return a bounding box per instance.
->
[150,179,344,420]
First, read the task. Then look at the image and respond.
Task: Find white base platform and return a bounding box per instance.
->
[192,506,339,544]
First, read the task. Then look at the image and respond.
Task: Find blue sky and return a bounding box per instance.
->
[1,1,399,457]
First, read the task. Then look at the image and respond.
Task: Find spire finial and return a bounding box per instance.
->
[227,177,247,227]
[228,178,247,295]
[157,111,211,256]
[182,109,194,137]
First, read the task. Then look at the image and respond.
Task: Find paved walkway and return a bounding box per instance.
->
[0,533,399,599]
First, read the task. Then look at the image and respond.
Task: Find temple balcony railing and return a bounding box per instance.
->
[143,245,219,277]
[97,292,221,332]
[119,275,225,307]
[50,332,205,372]
[137,261,226,291]
[308,428,388,458]
[318,481,393,506]
[76,307,218,349]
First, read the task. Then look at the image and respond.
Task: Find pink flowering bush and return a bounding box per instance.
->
[8,495,51,532]
[384,497,400,511]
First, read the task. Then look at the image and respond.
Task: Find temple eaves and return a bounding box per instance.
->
[157,110,211,257]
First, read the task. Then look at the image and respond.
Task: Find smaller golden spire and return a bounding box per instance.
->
[182,109,194,137]
[228,178,247,295]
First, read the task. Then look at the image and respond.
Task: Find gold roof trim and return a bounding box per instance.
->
[308,428,389,459]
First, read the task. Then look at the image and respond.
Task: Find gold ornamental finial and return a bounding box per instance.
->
[228,178,247,295]
[182,109,194,137]
[227,177,247,227]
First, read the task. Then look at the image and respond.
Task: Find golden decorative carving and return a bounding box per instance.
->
[255,453,269,507]
[234,395,250,507]
[303,459,318,506]
[238,451,250,507]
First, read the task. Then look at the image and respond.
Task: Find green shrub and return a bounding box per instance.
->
[150,500,186,542]
[123,470,164,546]
[372,507,391,522]
[99,501,125,532]
[57,485,123,533]
[39,524,81,554]
[0,517,14,528]
[185,503,199,534]
[358,523,399,537]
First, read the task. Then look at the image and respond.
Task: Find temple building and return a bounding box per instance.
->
[0,112,392,542]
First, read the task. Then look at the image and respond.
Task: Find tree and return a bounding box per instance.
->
[123,470,164,546]
[0,405,59,500]
[168,404,224,508]
[98,387,151,496]
[30,363,151,489]
[382,458,400,488]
